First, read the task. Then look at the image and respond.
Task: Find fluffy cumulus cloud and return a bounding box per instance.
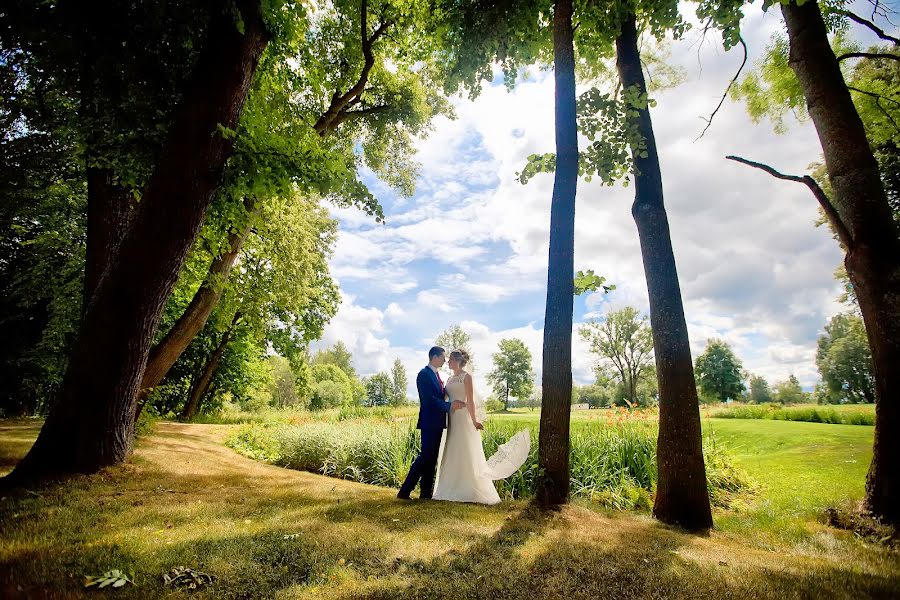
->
[315,2,888,395]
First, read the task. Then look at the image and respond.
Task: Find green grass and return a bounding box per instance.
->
[186,402,419,425]
[709,403,875,426]
[1,418,897,598]
[702,418,873,544]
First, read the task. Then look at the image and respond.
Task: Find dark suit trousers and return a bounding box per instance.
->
[398,426,443,498]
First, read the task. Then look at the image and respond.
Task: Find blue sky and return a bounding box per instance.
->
[313,1,896,398]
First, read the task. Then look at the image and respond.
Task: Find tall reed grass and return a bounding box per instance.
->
[227,418,752,510]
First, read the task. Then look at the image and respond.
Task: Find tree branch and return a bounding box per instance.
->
[695,36,748,141]
[313,0,393,137]
[836,51,900,63]
[835,9,900,45]
[847,86,900,134]
[328,104,392,130]
[725,155,853,249]
[847,85,900,107]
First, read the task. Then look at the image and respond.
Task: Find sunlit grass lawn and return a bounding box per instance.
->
[704,419,873,542]
[1,417,897,598]
[491,411,873,540]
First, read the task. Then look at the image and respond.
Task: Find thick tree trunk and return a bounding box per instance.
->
[616,16,713,531]
[180,323,234,421]
[536,0,577,509]
[782,0,900,526]
[5,1,269,484]
[134,198,257,420]
[84,169,135,313]
[79,20,135,315]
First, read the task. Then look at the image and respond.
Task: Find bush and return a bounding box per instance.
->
[310,363,354,405]
[227,419,753,511]
[135,405,158,438]
[485,399,505,413]
[309,380,346,410]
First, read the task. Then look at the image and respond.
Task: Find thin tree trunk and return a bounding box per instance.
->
[5,1,269,484]
[180,320,236,421]
[536,0,577,509]
[616,15,713,531]
[782,0,900,525]
[134,198,258,420]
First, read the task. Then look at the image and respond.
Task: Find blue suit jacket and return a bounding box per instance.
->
[416,366,451,430]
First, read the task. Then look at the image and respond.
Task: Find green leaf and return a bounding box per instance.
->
[574,269,615,296]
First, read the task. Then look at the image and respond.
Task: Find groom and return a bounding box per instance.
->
[397,346,464,500]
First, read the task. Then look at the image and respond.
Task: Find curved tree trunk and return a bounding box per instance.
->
[782,0,900,526]
[134,198,257,420]
[5,1,270,484]
[616,15,713,531]
[536,0,577,510]
[781,2,900,525]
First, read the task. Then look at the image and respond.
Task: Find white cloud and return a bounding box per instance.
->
[317,1,891,395]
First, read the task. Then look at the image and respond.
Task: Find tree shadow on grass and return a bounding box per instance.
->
[2,422,899,599]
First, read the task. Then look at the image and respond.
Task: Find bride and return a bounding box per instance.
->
[432,349,503,505]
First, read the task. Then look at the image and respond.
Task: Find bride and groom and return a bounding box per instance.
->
[397,346,525,505]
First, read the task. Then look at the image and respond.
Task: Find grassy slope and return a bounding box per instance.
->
[704,419,872,541]
[0,419,897,599]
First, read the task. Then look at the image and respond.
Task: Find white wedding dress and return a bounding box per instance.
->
[432,373,502,505]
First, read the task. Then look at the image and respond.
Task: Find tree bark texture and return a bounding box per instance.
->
[536,0,577,510]
[6,0,270,483]
[616,15,713,531]
[782,0,900,525]
[83,168,134,313]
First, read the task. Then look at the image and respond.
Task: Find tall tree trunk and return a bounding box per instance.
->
[134,197,257,420]
[616,16,713,531]
[79,19,135,315]
[782,0,900,525]
[83,170,134,313]
[180,319,236,421]
[5,1,270,484]
[134,22,374,422]
[536,0,577,509]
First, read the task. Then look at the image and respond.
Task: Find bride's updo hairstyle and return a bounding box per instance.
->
[449,350,470,368]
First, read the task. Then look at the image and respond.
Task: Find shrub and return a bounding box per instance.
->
[309,380,346,410]
[485,399,505,413]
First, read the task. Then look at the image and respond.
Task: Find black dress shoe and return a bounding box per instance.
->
[397,492,412,500]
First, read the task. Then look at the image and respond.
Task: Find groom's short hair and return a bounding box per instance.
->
[428,346,445,360]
